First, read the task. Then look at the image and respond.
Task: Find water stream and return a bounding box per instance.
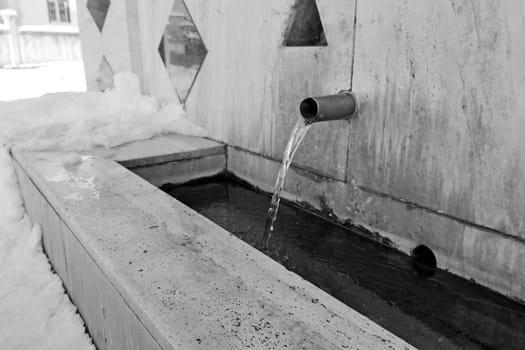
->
[260,117,312,250]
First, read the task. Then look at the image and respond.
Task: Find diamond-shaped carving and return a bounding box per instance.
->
[158,0,207,103]
[96,55,114,91]
[284,0,327,46]
[87,0,111,32]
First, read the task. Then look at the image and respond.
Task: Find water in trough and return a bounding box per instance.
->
[163,177,525,350]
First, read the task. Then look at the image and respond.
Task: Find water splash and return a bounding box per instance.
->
[260,117,312,250]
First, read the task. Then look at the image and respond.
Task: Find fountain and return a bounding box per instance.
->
[260,90,359,250]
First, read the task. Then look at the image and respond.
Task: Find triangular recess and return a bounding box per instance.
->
[158,0,208,103]
[96,55,114,91]
[284,0,327,46]
[86,0,111,33]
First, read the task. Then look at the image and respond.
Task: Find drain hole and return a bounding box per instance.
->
[411,245,437,276]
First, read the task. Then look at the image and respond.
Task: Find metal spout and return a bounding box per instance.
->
[299,90,358,123]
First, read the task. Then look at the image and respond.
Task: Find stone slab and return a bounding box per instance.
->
[111,135,225,169]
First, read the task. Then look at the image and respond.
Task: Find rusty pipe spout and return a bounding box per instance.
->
[299,90,358,123]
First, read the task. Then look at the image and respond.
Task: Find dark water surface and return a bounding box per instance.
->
[162,178,525,350]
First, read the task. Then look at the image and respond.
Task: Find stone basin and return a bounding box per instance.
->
[11,134,413,350]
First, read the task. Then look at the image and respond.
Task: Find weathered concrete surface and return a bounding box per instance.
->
[111,135,225,168]
[11,135,414,350]
[14,159,164,350]
[110,135,227,186]
[350,0,525,239]
[272,0,355,180]
[126,154,226,188]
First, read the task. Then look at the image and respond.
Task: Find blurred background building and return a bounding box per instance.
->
[0,0,81,66]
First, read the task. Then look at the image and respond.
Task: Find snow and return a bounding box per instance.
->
[0,61,86,101]
[2,72,207,151]
[0,69,207,349]
[0,147,95,350]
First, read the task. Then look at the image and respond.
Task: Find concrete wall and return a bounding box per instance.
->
[77,0,525,300]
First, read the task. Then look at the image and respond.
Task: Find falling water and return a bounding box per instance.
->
[260,117,313,250]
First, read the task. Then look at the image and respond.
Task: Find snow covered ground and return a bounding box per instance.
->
[0,61,86,102]
[0,66,206,349]
[0,148,94,349]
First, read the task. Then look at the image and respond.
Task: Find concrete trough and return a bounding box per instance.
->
[11,134,413,350]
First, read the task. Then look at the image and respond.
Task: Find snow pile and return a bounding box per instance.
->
[0,72,207,349]
[0,147,94,350]
[2,72,207,151]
